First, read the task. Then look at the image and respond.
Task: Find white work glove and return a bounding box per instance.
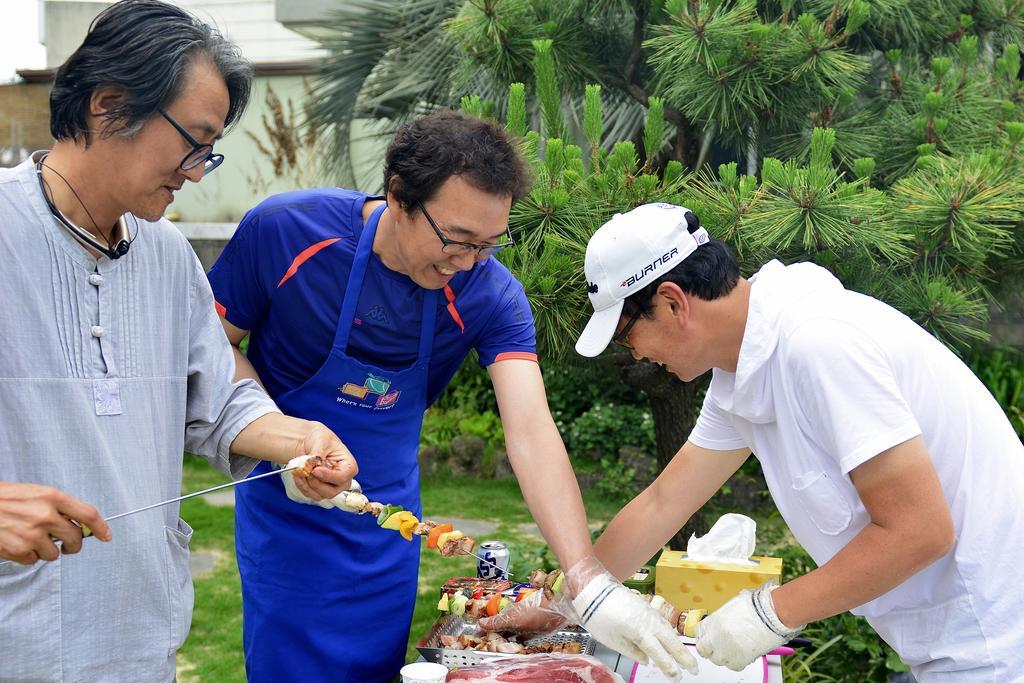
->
[281,456,334,508]
[566,556,699,679]
[696,583,804,671]
[330,480,368,513]
[281,456,367,511]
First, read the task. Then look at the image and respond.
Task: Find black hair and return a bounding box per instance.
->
[49,0,253,144]
[623,212,740,318]
[383,111,533,210]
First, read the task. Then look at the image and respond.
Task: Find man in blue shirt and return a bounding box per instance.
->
[209,112,696,681]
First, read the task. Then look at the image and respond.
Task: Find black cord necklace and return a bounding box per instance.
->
[35,153,136,259]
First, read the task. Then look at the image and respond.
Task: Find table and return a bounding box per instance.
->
[593,640,784,682]
[414,614,784,681]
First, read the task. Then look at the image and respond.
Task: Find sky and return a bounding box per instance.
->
[0,0,48,84]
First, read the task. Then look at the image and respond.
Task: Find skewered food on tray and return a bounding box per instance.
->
[438,631,582,654]
[416,614,597,667]
[437,570,564,619]
[525,568,565,600]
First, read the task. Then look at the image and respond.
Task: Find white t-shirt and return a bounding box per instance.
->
[690,260,1024,682]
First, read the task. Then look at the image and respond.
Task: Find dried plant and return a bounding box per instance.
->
[244,80,321,194]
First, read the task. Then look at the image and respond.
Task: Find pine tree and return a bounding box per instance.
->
[486,64,1024,548]
[308,2,1024,548]
[309,2,1024,178]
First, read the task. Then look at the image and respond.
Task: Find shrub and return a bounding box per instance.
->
[435,354,498,415]
[563,402,656,503]
[429,355,656,481]
[457,411,505,450]
[543,362,646,438]
[968,345,1024,439]
[420,406,462,455]
[566,402,655,461]
[591,455,639,503]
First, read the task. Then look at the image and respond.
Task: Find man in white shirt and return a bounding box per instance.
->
[570,203,1024,681]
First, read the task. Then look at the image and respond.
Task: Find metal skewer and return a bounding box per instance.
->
[4,470,514,583]
[0,466,297,566]
[103,465,297,523]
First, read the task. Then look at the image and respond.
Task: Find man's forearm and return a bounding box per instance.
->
[593,488,675,581]
[490,361,594,571]
[509,423,593,569]
[230,412,319,465]
[772,518,953,628]
[226,342,300,464]
[596,441,748,581]
[773,437,956,628]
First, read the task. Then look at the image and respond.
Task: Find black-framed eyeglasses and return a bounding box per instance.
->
[612,306,645,349]
[418,202,515,258]
[159,109,224,176]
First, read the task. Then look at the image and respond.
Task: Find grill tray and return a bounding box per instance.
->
[416,614,595,667]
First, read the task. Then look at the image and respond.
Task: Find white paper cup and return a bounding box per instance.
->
[400,661,449,683]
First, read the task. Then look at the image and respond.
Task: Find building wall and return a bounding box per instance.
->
[42,2,114,69]
[40,1,324,68]
[172,0,325,64]
[273,0,341,41]
[0,82,51,166]
[0,72,328,220]
[7,0,384,256]
[165,72,327,223]
[190,238,232,272]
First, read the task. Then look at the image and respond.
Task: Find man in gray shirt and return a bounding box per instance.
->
[0,1,355,680]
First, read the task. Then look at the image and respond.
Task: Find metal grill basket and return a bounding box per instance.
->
[416,614,595,667]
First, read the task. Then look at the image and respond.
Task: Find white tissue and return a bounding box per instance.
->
[686,513,759,565]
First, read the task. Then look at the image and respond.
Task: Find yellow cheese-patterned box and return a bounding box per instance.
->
[654,550,782,614]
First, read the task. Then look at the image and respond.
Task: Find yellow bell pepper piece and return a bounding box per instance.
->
[399,516,419,541]
[382,510,418,532]
[682,608,707,637]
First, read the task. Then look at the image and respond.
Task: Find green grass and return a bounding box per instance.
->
[176,459,244,683]
[175,459,625,681]
[421,475,626,523]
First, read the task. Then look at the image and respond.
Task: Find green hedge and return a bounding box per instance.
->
[968,345,1024,439]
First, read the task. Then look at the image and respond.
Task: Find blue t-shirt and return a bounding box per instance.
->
[207,188,538,404]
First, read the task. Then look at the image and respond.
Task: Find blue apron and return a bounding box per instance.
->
[235,204,437,682]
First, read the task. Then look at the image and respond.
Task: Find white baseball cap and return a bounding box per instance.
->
[575,203,709,357]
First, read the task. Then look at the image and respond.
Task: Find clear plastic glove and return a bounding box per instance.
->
[566,556,698,679]
[478,585,570,639]
[696,583,804,671]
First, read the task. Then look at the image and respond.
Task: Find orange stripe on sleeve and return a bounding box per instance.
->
[277,237,343,288]
[214,300,227,318]
[493,351,539,364]
[443,284,465,334]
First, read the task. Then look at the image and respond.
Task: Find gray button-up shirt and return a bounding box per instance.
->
[0,154,279,682]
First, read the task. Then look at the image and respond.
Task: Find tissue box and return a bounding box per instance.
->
[655,550,782,614]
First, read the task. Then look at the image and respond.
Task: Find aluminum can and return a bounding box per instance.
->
[476,540,511,580]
